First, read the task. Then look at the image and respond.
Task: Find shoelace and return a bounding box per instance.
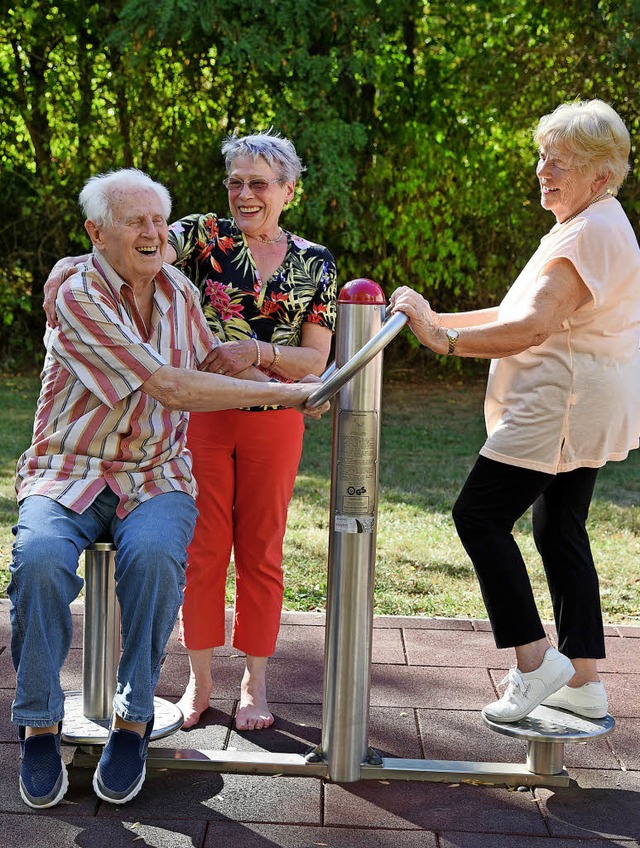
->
[499,667,530,701]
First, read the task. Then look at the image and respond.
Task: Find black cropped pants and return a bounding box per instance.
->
[452,455,605,658]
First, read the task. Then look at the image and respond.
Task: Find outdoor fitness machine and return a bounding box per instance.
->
[66,278,614,787]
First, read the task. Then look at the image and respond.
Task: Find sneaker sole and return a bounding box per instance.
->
[93,763,146,805]
[19,762,69,809]
[483,663,576,723]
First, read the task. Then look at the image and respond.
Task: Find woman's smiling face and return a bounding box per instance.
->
[536,145,603,223]
[226,155,295,240]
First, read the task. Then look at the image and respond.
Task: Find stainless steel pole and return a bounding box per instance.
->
[306,312,408,410]
[320,278,387,782]
[82,542,120,721]
[64,542,184,744]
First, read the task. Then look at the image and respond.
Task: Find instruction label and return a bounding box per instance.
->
[334,410,378,534]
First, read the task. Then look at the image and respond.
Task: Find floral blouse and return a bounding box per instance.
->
[168,214,337,358]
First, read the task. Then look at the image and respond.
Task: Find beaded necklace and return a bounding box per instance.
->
[560,192,610,225]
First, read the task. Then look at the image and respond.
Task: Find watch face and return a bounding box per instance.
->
[446,329,459,354]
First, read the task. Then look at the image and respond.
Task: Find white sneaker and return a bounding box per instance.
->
[542,681,608,719]
[483,646,575,723]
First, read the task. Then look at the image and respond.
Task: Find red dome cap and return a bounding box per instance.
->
[338,278,385,305]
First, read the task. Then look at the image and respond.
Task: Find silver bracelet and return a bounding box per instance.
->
[252,337,261,367]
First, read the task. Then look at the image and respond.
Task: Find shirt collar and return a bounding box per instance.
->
[89,250,177,314]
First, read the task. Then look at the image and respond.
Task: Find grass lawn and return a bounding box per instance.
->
[1,368,639,624]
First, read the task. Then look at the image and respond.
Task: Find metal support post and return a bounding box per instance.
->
[317,278,387,782]
[63,542,183,744]
[82,542,120,720]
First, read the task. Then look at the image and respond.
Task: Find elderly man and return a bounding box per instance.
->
[9,168,325,809]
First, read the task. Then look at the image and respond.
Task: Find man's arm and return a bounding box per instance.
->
[141,365,325,414]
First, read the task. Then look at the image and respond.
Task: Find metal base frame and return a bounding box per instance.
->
[71,747,570,787]
[69,703,615,788]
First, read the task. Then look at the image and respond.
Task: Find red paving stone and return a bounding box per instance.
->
[0,599,638,848]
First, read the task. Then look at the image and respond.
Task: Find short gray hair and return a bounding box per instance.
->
[221,128,304,182]
[79,168,172,226]
[534,99,630,194]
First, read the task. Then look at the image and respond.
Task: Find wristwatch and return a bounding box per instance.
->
[445,328,459,355]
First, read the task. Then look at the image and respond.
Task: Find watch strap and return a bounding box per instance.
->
[445,329,459,355]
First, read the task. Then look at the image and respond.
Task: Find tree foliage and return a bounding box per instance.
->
[1,0,639,369]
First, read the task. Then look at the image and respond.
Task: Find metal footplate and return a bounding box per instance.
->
[483,704,615,776]
[62,691,183,745]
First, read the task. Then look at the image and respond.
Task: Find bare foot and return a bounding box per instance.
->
[176,680,212,729]
[176,647,214,729]
[235,656,274,731]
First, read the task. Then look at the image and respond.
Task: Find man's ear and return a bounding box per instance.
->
[85,219,103,248]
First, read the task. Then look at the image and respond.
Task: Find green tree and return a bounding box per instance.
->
[1,0,639,368]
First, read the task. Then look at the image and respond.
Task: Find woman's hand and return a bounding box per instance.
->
[201,340,259,376]
[43,255,90,327]
[389,286,446,352]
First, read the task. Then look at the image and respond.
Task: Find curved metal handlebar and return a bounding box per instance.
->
[305,311,409,409]
[319,360,337,383]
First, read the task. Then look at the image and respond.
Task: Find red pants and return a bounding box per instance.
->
[181,407,305,656]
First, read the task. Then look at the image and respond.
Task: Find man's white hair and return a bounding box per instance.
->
[79,168,172,226]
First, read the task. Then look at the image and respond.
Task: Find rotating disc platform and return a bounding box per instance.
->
[62,691,183,745]
[482,704,615,775]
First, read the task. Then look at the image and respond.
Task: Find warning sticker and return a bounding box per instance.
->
[334,514,376,534]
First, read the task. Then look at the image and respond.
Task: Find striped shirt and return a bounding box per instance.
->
[16,253,217,518]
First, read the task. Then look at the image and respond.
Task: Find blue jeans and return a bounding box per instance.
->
[8,488,197,727]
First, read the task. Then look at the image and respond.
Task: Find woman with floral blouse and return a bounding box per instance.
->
[167,131,337,730]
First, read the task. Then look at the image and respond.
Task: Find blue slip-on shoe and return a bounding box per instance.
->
[93,717,153,804]
[19,725,69,809]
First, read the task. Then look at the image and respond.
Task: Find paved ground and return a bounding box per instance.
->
[1,599,638,848]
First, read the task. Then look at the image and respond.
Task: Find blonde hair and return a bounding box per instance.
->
[534,99,630,194]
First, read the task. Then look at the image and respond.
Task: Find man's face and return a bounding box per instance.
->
[86,187,168,287]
